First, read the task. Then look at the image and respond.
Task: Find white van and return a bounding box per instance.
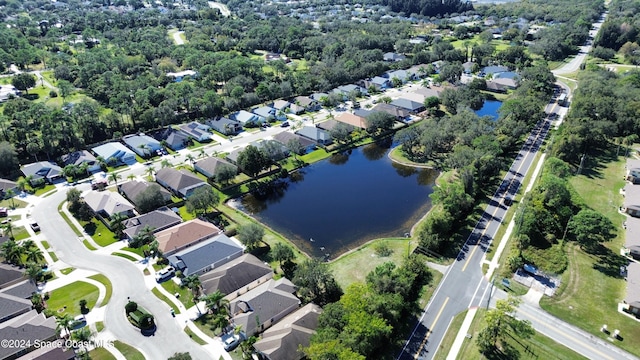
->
[155,267,175,282]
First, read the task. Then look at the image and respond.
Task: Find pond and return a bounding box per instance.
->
[237,140,438,259]
[474,100,503,121]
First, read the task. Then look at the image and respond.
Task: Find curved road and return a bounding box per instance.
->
[33,187,213,360]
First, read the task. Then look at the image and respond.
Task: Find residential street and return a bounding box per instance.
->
[32,187,218,360]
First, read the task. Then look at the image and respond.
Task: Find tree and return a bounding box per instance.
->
[185,186,220,216]
[365,112,395,135]
[476,296,534,355]
[130,225,155,248]
[271,243,295,267]
[57,80,74,102]
[182,274,202,299]
[237,223,265,251]
[168,353,192,360]
[71,327,92,343]
[56,314,74,338]
[24,263,43,285]
[11,73,36,94]
[329,122,352,144]
[25,247,44,264]
[292,258,343,306]
[135,184,167,213]
[201,290,229,314]
[567,209,616,251]
[0,142,19,176]
[213,164,237,185]
[286,138,305,160]
[109,213,127,238]
[1,239,24,265]
[237,145,268,177]
[108,172,122,186]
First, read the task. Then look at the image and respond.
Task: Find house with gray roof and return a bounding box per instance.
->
[386,69,413,83]
[309,93,328,101]
[230,278,301,337]
[123,206,182,241]
[167,234,244,276]
[253,106,286,121]
[333,84,367,97]
[194,157,237,179]
[0,291,32,323]
[292,96,320,113]
[0,179,17,198]
[155,167,210,198]
[1,280,37,300]
[296,126,332,145]
[206,117,242,135]
[369,76,391,90]
[232,110,265,126]
[383,52,406,62]
[60,150,101,173]
[0,310,57,359]
[118,180,171,210]
[0,264,24,291]
[123,134,163,158]
[372,103,411,120]
[200,254,273,300]
[178,121,212,142]
[481,65,509,76]
[390,98,426,114]
[272,132,316,154]
[20,162,63,185]
[83,190,135,219]
[254,303,323,360]
[92,142,137,166]
[155,128,189,151]
[272,100,291,112]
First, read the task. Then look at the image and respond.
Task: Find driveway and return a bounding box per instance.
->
[33,186,215,360]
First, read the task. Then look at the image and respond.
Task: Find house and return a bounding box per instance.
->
[92,142,137,166]
[309,93,328,102]
[155,128,189,151]
[232,110,265,126]
[480,65,509,77]
[206,117,242,136]
[167,233,244,276]
[485,81,508,93]
[296,126,332,145]
[194,157,237,179]
[0,85,20,103]
[122,134,163,158]
[462,61,476,74]
[272,132,316,154]
[253,140,290,162]
[14,343,75,360]
[230,278,300,337]
[20,161,63,184]
[0,264,28,292]
[155,167,210,198]
[60,150,101,173]
[178,121,212,142]
[253,106,286,122]
[369,76,391,90]
[122,207,182,241]
[333,84,367,97]
[0,179,18,198]
[336,112,367,129]
[199,254,273,300]
[292,96,320,113]
[626,261,640,315]
[390,98,426,114]
[253,303,323,360]
[155,219,222,256]
[414,86,443,99]
[272,100,291,112]
[83,190,135,219]
[372,103,411,120]
[407,64,432,78]
[490,77,519,89]
[316,119,347,132]
[383,52,406,62]
[386,69,413,83]
[118,180,171,210]
[166,70,197,82]
[0,310,57,359]
[0,288,34,323]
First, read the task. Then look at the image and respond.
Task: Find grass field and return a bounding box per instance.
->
[89,347,117,360]
[161,279,195,309]
[80,219,118,247]
[113,341,145,360]
[152,287,181,314]
[111,252,137,261]
[47,281,100,317]
[89,274,113,306]
[540,149,640,357]
[185,327,207,345]
[0,197,27,209]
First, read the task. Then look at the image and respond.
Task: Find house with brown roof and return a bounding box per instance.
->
[155,219,222,256]
[335,112,367,129]
[155,167,210,198]
[230,278,300,337]
[272,132,316,154]
[372,103,411,121]
[292,96,320,113]
[194,157,238,179]
[118,181,172,211]
[200,254,273,300]
[253,303,323,360]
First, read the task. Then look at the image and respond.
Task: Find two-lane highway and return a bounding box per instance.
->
[398,112,554,359]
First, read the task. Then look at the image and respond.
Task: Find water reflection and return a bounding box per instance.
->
[329,152,350,165]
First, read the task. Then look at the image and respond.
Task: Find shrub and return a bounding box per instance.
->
[125,301,138,314]
[49,90,58,98]
[374,242,393,257]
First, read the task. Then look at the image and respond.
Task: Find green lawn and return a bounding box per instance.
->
[58,206,82,236]
[79,219,118,247]
[152,287,181,314]
[41,241,50,249]
[89,274,113,306]
[330,238,414,289]
[111,252,137,261]
[434,310,468,360]
[540,150,640,357]
[300,148,331,163]
[48,252,58,261]
[193,313,223,339]
[32,184,56,196]
[12,225,30,241]
[185,327,207,345]
[47,281,100,317]
[60,268,75,275]
[96,321,105,332]
[113,341,145,360]
[0,197,27,209]
[89,347,117,360]
[83,240,97,250]
[121,246,145,257]
[161,280,195,309]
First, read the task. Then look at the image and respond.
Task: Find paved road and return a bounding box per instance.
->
[33,188,215,360]
[553,11,607,76]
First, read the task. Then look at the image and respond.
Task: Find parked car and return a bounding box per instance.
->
[222,333,241,352]
[30,222,40,232]
[280,121,290,127]
[155,267,175,282]
[71,315,87,329]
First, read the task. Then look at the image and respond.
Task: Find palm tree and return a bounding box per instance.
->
[160,159,172,168]
[109,213,127,238]
[201,290,229,314]
[2,222,14,239]
[108,172,122,186]
[16,178,27,192]
[145,166,156,180]
[55,314,74,338]
[212,312,229,335]
[185,154,195,164]
[127,174,136,181]
[198,149,206,158]
[1,239,23,265]
[182,275,202,313]
[4,189,15,208]
[71,327,92,343]
[24,262,43,285]
[25,247,44,264]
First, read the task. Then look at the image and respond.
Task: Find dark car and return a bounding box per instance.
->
[30,222,40,232]
[280,121,290,127]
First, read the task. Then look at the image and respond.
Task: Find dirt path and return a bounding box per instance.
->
[208,1,230,17]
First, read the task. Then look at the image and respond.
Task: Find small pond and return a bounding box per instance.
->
[474,100,503,120]
[237,140,438,259]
